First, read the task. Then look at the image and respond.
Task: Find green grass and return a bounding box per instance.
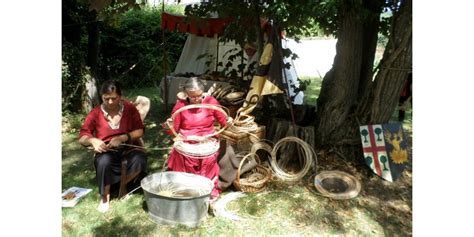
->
[62,85,412,236]
[300,76,323,106]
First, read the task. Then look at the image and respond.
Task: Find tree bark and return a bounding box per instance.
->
[356,0,412,124]
[84,15,100,110]
[357,0,383,100]
[314,0,412,159]
[315,2,365,147]
[87,20,100,77]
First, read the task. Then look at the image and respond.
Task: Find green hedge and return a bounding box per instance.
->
[98,5,187,88]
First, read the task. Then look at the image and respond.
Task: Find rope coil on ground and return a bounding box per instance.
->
[269,136,315,181]
[313,170,361,199]
[250,140,273,161]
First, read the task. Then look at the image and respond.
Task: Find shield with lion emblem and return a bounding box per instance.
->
[359,123,410,182]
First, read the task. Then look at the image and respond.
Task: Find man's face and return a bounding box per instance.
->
[102,91,121,111]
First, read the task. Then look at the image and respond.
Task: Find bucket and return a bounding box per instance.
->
[141,171,214,227]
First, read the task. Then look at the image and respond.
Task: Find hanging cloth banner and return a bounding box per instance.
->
[161,12,232,38]
[236,43,283,117]
[236,23,285,117]
[359,123,410,182]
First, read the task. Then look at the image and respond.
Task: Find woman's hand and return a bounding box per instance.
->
[185,135,207,142]
[226,117,233,125]
[173,134,184,142]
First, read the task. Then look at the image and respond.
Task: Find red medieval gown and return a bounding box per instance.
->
[167,95,227,198]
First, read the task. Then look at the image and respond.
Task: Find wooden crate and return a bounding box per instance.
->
[221,126,265,152]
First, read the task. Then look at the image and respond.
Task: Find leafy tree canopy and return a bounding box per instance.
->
[185,0,402,45]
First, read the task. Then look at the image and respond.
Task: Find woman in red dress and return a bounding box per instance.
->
[167,77,229,200]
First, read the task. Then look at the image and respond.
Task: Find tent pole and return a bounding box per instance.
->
[215,34,219,73]
[274,23,296,127]
[161,0,168,112]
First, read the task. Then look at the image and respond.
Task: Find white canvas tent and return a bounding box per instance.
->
[171,34,304,104]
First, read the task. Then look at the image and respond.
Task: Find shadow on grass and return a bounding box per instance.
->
[92,216,156,236]
[62,133,97,189]
[63,86,412,235]
[321,156,412,236]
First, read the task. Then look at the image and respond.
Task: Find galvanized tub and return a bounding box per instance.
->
[141,171,213,227]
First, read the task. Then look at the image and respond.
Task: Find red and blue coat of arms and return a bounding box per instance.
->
[359,123,410,182]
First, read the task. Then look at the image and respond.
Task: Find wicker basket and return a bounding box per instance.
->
[233,153,271,193]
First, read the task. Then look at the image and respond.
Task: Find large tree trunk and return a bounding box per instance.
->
[356,0,412,124]
[357,0,383,100]
[84,17,100,111]
[316,2,376,147]
[87,20,99,77]
[314,0,412,160]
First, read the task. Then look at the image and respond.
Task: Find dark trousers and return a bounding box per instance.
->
[94,149,147,195]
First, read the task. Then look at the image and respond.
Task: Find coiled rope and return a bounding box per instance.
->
[269,136,316,181]
[249,137,316,181]
[165,103,230,158]
[226,113,260,141]
[313,170,361,199]
[173,138,220,159]
[166,103,230,141]
[250,140,274,160]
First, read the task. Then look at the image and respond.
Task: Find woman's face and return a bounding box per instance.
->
[186,89,204,104]
[102,91,121,111]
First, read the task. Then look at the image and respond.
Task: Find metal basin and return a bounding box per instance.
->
[141,171,213,227]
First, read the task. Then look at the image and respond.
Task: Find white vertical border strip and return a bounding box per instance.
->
[0,1,61,236]
[415,0,474,235]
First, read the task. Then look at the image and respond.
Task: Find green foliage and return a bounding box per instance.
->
[98,5,187,88]
[205,47,257,82]
[62,3,187,114]
[62,111,87,134]
[62,41,88,113]
[186,1,328,43]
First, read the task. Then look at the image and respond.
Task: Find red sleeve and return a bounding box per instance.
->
[124,101,145,132]
[78,108,99,139]
[208,96,227,126]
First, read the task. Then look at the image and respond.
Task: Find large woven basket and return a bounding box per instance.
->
[233,153,271,193]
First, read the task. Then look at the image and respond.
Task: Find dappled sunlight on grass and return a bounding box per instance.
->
[213,183,388,236]
[63,85,412,235]
[350,208,385,235]
[62,133,97,189]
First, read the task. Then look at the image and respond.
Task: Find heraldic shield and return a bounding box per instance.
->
[359,123,410,182]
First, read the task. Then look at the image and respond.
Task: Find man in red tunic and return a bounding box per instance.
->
[79,80,147,212]
[167,77,229,201]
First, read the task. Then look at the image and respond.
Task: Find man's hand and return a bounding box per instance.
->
[107,135,124,149]
[90,138,108,153]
